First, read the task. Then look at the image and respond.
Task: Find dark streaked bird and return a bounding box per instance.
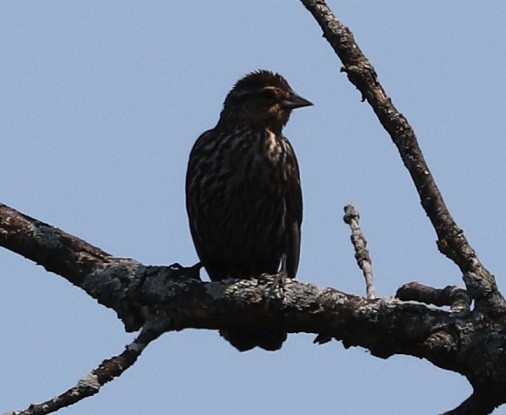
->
[185,70,312,351]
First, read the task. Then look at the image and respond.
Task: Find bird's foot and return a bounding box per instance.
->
[267,270,289,298]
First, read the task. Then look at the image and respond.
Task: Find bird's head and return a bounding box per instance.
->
[220,70,312,130]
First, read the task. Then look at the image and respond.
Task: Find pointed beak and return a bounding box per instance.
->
[281,92,313,109]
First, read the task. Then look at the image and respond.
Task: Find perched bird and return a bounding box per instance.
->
[185,70,312,351]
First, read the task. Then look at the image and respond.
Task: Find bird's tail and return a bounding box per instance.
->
[220,328,287,352]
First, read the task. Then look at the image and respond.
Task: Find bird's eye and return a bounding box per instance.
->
[227,86,279,105]
[260,87,278,101]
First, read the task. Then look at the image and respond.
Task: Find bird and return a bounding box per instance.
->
[185,70,312,351]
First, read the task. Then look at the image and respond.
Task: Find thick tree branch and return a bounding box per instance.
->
[3,202,506,415]
[299,0,505,312]
[0,204,112,286]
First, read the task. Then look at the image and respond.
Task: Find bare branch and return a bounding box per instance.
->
[396,282,471,313]
[0,204,466,363]
[3,202,506,403]
[298,0,505,311]
[0,204,112,286]
[343,204,376,299]
[7,318,170,415]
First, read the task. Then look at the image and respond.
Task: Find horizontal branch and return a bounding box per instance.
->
[397,282,471,312]
[0,201,457,362]
[2,201,505,391]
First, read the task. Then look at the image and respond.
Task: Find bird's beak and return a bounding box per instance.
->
[281,92,313,109]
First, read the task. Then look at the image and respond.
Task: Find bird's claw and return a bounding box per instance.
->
[267,271,289,298]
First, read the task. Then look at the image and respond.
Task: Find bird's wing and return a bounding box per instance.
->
[284,137,303,279]
[185,129,216,270]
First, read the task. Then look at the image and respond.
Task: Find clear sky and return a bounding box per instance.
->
[2,2,506,414]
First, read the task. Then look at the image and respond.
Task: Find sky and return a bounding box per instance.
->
[1,2,506,414]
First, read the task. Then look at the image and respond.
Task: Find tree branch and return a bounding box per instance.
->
[3,3,506,414]
[0,204,112,286]
[299,0,505,311]
[442,388,503,415]
[7,319,170,415]
[397,282,471,312]
[343,204,376,299]
[3,201,506,415]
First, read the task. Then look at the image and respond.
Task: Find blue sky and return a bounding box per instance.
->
[2,2,506,414]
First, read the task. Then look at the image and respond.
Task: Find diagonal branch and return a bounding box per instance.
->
[7,318,171,415]
[299,0,505,311]
[0,204,112,286]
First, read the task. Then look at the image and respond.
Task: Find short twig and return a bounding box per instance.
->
[396,281,471,312]
[343,204,376,299]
